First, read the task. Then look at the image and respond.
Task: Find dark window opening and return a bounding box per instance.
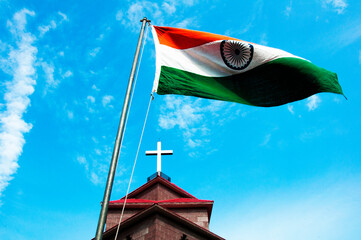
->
[180,234,188,240]
[126,235,132,240]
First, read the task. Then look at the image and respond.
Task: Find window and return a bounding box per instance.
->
[180,234,188,240]
[126,235,132,240]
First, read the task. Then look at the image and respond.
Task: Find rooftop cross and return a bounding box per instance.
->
[145,141,173,176]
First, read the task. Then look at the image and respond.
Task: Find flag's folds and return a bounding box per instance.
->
[151,26,343,107]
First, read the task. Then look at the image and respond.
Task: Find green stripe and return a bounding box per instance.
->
[157,57,343,107]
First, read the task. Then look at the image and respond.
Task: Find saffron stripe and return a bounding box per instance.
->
[154,26,238,50]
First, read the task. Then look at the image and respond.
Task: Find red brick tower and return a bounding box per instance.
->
[99,174,225,240]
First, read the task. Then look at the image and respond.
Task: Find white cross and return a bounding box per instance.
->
[145,141,173,175]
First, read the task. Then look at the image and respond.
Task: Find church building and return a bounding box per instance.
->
[94,141,224,240]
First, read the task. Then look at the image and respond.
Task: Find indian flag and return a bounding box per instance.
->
[151,26,344,107]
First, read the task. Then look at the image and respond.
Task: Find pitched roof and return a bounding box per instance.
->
[109,198,214,220]
[99,204,225,240]
[121,176,196,199]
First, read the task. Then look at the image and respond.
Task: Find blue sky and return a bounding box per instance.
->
[0,0,360,239]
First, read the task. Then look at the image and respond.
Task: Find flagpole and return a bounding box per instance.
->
[95,17,150,240]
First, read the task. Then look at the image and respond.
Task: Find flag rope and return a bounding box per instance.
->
[113,23,152,240]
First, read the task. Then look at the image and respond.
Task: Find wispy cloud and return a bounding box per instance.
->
[162,0,176,15]
[224,0,263,37]
[62,70,73,78]
[102,95,114,107]
[76,156,89,171]
[89,47,101,57]
[158,95,242,152]
[284,0,292,17]
[175,17,195,28]
[260,133,271,146]
[87,96,95,103]
[287,104,295,114]
[92,84,100,91]
[67,110,74,119]
[322,0,348,14]
[118,1,163,31]
[323,18,361,51]
[76,144,126,186]
[41,61,58,93]
[260,127,279,147]
[300,128,323,142]
[117,0,198,32]
[307,95,321,111]
[58,11,68,21]
[38,11,68,37]
[0,9,37,199]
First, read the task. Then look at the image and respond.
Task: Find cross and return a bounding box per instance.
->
[145,141,173,175]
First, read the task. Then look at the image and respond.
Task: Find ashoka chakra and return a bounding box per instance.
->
[220,40,254,70]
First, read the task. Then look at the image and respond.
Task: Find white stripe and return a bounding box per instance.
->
[152,27,303,92]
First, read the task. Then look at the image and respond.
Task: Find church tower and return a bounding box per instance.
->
[95,142,225,240]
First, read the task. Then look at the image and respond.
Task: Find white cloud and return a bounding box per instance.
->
[67,111,74,119]
[90,172,100,185]
[38,11,68,37]
[58,11,68,21]
[115,10,123,21]
[102,95,114,107]
[259,33,268,46]
[284,0,292,17]
[63,70,73,78]
[38,20,56,36]
[76,144,124,186]
[307,95,321,111]
[260,133,271,146]
[325,19,361,51]
[158,96,238,149]
[118,0,198,32]
[287,104,294,114]
[323,0,347,14]
[76,156,89,171]
[162,0,176,15]
[87,96,95,103]
[125,1,163,31]
[7,9,35,33]
[89,47,101,57]
[0,9,37,199]
[175,18,194,28]
[92,84,100,91]
[41,61,59,92]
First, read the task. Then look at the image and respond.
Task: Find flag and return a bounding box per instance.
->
[151,26,344,107]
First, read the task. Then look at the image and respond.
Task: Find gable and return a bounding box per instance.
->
[123,176,195,200]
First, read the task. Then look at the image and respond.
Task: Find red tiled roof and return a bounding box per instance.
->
[110,198,212,204]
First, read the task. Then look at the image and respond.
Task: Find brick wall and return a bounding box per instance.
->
[134,183,184,200]
[106,214,210,240]
[171,208,209,229]
[105,215,156,240]
[106,209,142,231]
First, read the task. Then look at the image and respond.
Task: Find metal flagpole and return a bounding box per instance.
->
[95,17,150,240]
